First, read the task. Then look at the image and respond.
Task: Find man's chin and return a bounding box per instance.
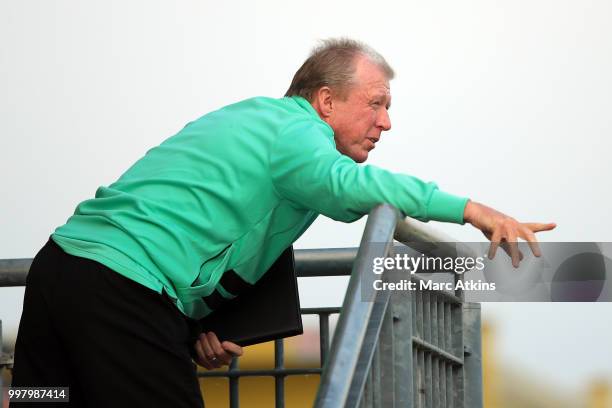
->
[341,148,368,163]
[353,152,368,163]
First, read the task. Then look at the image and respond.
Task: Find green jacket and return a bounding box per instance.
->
[52,96,468,318]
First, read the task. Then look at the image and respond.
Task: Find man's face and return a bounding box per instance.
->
[327,57,392,163]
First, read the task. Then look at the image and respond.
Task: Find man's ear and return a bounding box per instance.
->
[313,86,334,119]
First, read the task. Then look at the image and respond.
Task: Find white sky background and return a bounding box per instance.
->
[1,0,611,395]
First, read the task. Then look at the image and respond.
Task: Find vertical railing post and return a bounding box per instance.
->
[319,313,330,366]
[451,299,464,406]
[274,339,285,408]
[229,358,239,408]
[463,302,483,408]
[389,287,414,406]
[378,305,395,407]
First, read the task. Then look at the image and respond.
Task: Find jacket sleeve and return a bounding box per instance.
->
[269,119,469,223]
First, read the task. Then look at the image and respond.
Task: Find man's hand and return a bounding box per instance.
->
[463,200,556,268]
[194,331,243,370]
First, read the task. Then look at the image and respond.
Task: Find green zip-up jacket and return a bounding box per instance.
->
[52,96,469,319]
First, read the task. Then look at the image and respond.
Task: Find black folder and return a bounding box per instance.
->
[198,246,303,347]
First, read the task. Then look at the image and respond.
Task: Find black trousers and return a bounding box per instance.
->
[10,239,205,408]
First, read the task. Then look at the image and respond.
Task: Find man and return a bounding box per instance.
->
[11,38,555,407]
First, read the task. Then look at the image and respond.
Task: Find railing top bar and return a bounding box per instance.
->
[0,259,32,269]
[394,216,478,259]
[0,249,357,287]
[0,258,30,286]
[0,247,356,270]
[294,248,356,277]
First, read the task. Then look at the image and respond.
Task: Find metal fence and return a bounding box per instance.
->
[0,204,482,407]
[314,204,482,408]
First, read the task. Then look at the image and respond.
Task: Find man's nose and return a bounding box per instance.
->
[377,108,391,131]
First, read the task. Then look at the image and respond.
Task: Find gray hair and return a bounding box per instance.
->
[285,38,394,101]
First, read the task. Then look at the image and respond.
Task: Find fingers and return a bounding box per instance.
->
[497,241,523,261]
[524,222,557,232]
[488,230,501,260]
[506,230,520,268]
[206,332,234,365]
[489,237,521,268]
[194,332,238,369]
[222,341,244,357]
[519,222,555,258]
[521,228,542,257]
[485,218,556,267]
[194,337,213,370]
[199,332,222,368]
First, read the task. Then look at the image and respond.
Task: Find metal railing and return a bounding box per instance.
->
[314,204,483,408]
[0,204,482,407]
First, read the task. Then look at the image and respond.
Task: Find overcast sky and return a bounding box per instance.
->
[1,0,611,395]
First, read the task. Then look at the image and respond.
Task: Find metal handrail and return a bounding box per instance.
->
[2,249,356,285]
[395,216,478,260]
[0,259,31,286]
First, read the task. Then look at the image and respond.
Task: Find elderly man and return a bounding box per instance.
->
[11,38,555,407]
